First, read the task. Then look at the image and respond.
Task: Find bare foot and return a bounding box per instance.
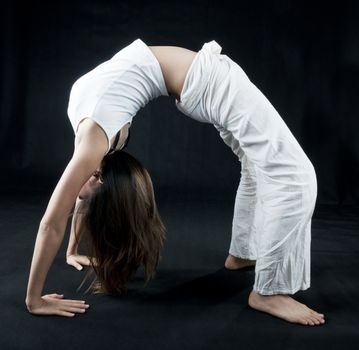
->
[224,254,256,270]
[248,289,325,326]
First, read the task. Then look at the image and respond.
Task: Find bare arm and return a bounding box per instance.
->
[65,196,96,270]
[66,196,84,256]
[25,118,108,316]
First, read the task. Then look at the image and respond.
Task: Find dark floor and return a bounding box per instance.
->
[1,187,358,350]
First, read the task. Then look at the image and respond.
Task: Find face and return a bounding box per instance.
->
[78,168,103,200]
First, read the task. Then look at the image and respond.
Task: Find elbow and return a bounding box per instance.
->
[39,219,56,233]
[39,218,65,236]
[39,219,52,231]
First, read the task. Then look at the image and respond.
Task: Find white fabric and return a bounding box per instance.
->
[67,38,169,154]
[176,40,318,295]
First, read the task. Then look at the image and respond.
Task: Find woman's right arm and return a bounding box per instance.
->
[65,197,96,270]
[66,196,83,256]
[25,119,108,317]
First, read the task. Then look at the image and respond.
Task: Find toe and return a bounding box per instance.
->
[309,312,321,321]
[315,315,326,325]
[310,310,325,321]
[312,310,325,317]
[313,314,325,323]
[307,319,315,326]
[311,317,320,325]
[300,318,309,326]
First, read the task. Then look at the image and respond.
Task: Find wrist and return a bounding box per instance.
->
[66,249,78,257]
[25,295,41,308]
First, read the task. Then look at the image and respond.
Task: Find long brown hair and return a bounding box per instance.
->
[73,150,166,295]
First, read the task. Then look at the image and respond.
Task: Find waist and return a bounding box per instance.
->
[175,40,223,116]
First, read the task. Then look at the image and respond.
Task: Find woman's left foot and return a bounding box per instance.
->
[248,289,325,326]
[224,254,256,270]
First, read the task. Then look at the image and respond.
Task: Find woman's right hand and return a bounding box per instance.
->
[66,254,98,270]
[26,293,89,317]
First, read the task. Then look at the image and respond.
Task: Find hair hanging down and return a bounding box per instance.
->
[73,150,167,296]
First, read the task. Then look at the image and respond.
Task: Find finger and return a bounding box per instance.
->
[78,257,92,266]
[63,303,89,311]
[57,311,75,317]
[83,257,98,266]
[64,306,88,313]
[55,302,89,312]
[62,299,87,304]
[46,293,64,298]
[68,262,83,270]
[61,300,87,305]
[53,294,65,299]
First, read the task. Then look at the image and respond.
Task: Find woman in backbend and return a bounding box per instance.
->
[25,38,325,326]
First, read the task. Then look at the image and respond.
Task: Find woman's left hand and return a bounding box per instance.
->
[66,254,98,270]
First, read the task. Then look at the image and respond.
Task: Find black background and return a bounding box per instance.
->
[1,0,358,205]
[1,1,359,349]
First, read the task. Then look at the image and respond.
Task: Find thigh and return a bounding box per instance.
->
[213,123,245,162]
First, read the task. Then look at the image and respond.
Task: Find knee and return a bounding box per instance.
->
[303,159,318,204]
[307,160,317,189]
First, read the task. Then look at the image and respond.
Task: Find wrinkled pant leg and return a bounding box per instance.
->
[213,124,258,260]
[252,163,317,295]
[212,59,318,294]
[219,79,318,295]
[229,155,259,260]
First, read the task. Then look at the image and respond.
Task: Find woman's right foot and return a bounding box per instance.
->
[224,254,256,270]
[248,289,325,326]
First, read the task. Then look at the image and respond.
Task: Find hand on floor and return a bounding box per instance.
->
[26,293,89,317]
[66,254,98,270]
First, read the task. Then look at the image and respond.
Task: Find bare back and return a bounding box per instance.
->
[148,45,197,101]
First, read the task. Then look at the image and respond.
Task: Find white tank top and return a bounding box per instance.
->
[67,38,169,154]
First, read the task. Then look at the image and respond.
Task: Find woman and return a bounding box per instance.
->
[25,38,325,326]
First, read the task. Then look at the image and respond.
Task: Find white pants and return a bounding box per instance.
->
[176,40,318,295]
[215,125,317,295]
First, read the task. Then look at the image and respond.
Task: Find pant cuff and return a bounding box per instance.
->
[228,249,257,261]
[252,282,310,296]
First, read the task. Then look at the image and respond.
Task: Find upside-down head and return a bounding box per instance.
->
[74,150,166,295]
